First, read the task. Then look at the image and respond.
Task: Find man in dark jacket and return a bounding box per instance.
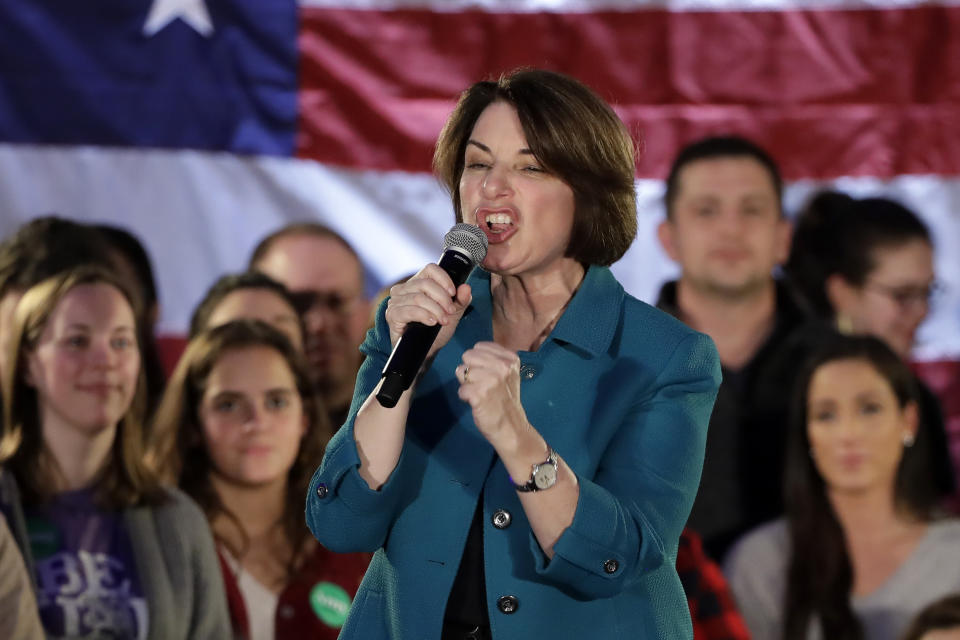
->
[656,136,805,561]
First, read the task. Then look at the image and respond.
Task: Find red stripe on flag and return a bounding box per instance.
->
[297,5,960,179]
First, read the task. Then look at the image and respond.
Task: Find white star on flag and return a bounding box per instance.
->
[143,0,214,37]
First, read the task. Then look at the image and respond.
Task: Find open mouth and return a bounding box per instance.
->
[484,212,514,235]
[476,210,518,244]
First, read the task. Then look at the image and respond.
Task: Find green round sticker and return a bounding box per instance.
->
[309,582,352,628]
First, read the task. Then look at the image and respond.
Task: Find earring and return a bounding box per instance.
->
[903,433,915,447]
[836,313,854,335]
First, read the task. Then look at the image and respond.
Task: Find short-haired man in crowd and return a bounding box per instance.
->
[250,223,370,429]
[656,136,804,561]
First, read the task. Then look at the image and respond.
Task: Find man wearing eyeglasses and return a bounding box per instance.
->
[251,223,370,430]
[655,135,807,563]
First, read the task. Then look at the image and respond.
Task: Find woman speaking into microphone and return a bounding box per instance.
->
[306,68,721,639]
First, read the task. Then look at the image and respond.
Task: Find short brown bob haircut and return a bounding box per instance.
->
[434,68,638,267]
[0,266,164,508]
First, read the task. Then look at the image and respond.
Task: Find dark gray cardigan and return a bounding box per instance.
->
[0,470,232,640]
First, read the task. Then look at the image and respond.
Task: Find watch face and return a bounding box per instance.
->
[533,464,557,490]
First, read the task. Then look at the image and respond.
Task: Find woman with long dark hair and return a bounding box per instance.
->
[724,335,960,640]
[783,191,954,500]
[151,319,369,640]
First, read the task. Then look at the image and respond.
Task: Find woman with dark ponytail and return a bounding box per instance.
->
[785,191,935,357]
[780,190,955,502]
[724,335,960,640]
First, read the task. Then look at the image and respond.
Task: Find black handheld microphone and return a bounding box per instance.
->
[375,224,488,408]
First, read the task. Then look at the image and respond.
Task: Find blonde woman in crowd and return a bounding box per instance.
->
[0,267,230,639]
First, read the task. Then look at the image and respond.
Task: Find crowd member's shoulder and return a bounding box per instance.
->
[927,516,960,542]
[754,318,842,397]
[129,487,219,576]
[677,528,753,640]
[723,518,789,577]
[723,520,791,638]
[141,487,210,536]
[774,278,809,331]
[0,512,43,640]
[131,487,231,638]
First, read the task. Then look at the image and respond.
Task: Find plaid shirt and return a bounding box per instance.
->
[677,528,751,640]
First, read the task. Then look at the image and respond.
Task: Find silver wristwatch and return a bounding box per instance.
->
[512,446,558,492]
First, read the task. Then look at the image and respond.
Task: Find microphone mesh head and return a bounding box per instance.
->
[443,223,488,265]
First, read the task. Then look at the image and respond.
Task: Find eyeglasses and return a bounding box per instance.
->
[290,290,362,317]
[863,280,943,310]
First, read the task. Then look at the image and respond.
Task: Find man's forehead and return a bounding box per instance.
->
[676,156,778,197]
[257,233,364,292]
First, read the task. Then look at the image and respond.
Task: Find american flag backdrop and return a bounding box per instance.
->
[0,0,958,367]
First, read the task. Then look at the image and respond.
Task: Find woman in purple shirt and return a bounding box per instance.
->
[0,266,230,639]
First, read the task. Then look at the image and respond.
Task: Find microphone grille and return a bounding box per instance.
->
[443,223,488,266]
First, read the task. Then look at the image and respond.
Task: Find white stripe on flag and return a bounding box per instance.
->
[0,143,957,359]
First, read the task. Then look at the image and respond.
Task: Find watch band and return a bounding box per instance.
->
[512,446,559,492]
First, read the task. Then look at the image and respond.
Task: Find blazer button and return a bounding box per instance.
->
[603,559,619,574]
[491,509,512,529]
[315,483,328,499]
[497,595,519,614]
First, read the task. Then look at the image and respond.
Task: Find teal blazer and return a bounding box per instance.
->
[307,266,721,639]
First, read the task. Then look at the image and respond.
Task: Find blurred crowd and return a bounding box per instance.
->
[0,134,958,640]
